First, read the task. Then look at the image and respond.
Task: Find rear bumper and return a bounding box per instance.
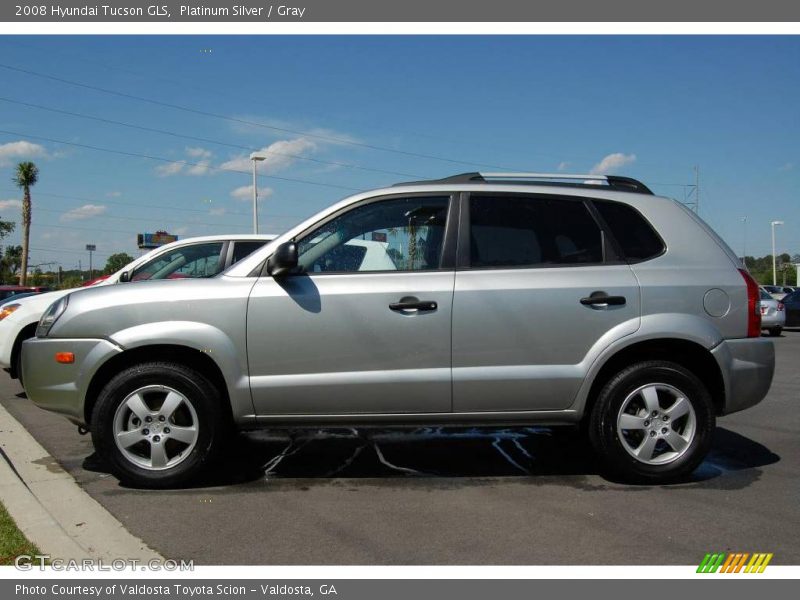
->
[21,337,123,425]
[760,311,786,329]
[712,338,775,415]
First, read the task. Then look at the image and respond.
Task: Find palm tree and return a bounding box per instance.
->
[13,162,38,286]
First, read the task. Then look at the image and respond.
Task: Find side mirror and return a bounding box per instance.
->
[119,271,131,283]
[267,242,298,278]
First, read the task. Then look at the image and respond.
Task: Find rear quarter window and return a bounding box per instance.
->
[592,199,665,262]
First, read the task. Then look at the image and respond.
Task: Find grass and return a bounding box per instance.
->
[0,501,41,565]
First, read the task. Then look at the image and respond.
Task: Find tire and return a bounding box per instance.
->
[768,327,782,337]
[15,344,25,388]
[91,362,229,488]
[588,361,715,484]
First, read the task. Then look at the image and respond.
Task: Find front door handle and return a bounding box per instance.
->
[390,300,438,312]
[580,292,626,306]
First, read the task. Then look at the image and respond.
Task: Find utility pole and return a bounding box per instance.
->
[694,165,700,214]
[86,244,96,280]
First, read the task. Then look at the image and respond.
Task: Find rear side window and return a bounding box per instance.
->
[593,200,664,261]
[469,195,603,268]
[230,240,266,265]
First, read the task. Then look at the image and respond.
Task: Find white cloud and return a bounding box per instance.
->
[221,138,316,173]
[155,147,214,177]
[0,140,48,167]
[557,161,570,171]
[155,160,186,177]
[186,160,212,176]
[590,153,637,175]
[60,204,108,222]
[209,207,226,216]
[230,185,273,201]
[106,191,122,198]
[0,198,22,211]
[779,162,794,172]
[186,147,212,159]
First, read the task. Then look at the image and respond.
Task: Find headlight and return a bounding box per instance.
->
[0,303,21,321]
[36,295,69,338]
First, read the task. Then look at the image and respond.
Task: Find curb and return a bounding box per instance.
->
[0,402,162,562]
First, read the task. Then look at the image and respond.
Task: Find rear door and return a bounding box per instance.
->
[452,193,641,412]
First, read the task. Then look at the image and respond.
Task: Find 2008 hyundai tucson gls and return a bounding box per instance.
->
[22,172,775,487]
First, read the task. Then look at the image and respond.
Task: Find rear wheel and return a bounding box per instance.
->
[588,361,715,483]
[768,327,782,337]
[91,362,229,488]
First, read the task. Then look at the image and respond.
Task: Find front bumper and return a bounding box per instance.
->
[21,337,123,425]
[711,338,775,415]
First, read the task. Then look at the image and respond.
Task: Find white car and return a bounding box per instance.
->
[0,234,275,384]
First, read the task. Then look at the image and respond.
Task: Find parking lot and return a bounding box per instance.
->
[1,332,798,565]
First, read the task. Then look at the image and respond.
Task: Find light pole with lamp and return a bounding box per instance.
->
[740,216,747,267]
[249,152,268,234]
[771,220,784,286]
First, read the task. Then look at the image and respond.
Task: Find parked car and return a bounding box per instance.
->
[761,284,793,301]
[22,172,775,487]
[782,290,800,327]
[0,234,275,385]
[759,288,785,336]
[0,285,50,302]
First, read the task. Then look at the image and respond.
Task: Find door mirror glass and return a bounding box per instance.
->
[267,242,298,277]
[119,271,130,283]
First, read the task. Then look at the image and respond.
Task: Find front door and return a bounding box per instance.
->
[248,194,455,415]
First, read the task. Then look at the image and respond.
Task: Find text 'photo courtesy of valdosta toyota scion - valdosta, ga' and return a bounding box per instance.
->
[31,5,307,18]
[15,584,337,596]
[20,172,774,488]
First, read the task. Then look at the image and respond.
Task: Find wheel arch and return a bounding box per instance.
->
[580,338,726,422]
[84,344,233,427]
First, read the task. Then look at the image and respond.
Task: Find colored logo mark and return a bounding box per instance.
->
[697,552,773,573]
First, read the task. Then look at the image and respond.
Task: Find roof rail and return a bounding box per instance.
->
[394,172,653,194]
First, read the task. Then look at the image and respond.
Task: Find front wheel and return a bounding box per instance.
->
[768,327,783,337]
[91,362,229,488]
[588,361,714,483]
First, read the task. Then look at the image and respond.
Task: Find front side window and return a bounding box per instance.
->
[469,195,603,268]
[131,242,225,281]
[296,196,449,273]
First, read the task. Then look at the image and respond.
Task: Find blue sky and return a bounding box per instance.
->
[0,35,797,270]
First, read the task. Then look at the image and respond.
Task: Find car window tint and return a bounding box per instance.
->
[469,195,603,268]
[131,242,224,281]
[230,241,266,266]
[592,199,664,261]
[759,289,772,301]
[297,196,449,273]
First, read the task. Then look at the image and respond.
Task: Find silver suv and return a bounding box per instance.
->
[22,173,775,487]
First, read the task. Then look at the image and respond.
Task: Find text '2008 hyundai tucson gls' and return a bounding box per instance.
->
[22,173,775,487]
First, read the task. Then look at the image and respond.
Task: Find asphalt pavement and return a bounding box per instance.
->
[2,332,798,565]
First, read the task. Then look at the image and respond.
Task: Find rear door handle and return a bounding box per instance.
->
[390,300,438,312]
[580,292,626,306]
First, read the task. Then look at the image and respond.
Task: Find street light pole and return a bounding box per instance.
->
[771,220,784,286]
[740,216,748,267]
[249,152,267,234]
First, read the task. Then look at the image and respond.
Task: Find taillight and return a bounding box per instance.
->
[778,303,785,312]
[738,269,762,338]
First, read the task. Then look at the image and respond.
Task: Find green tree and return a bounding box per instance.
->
[104,252,134,275]
[0,245,22,284]
[13,162,38,286]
